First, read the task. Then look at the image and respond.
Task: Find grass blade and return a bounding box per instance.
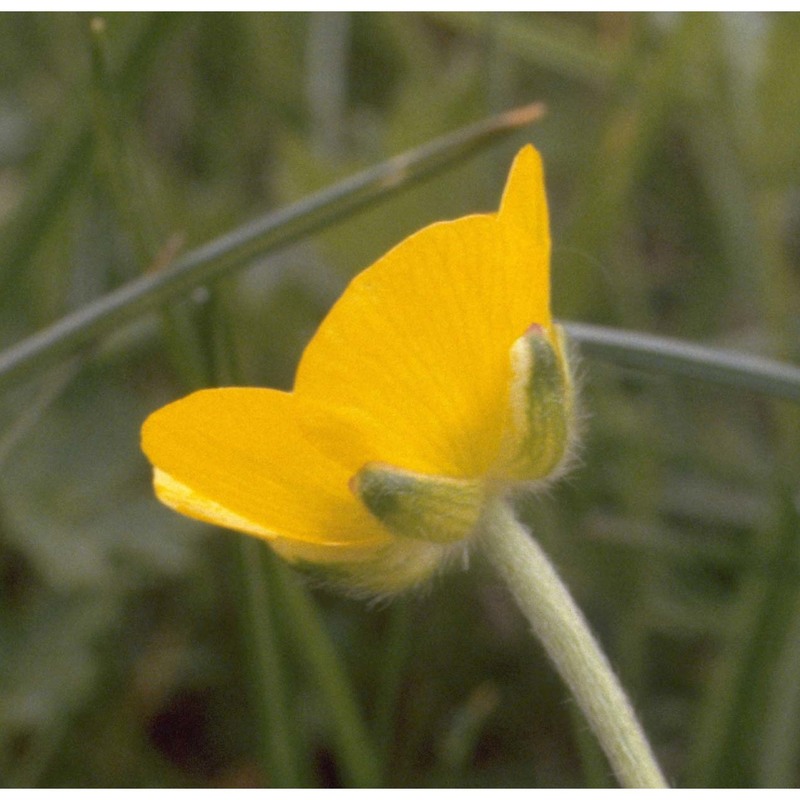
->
[0,13,182,300]
[0,103,545,393]
[565,321,800,404]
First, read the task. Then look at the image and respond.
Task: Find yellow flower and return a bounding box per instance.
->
[141,145,575,596]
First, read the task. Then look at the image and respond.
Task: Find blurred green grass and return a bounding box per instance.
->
[0,11,798,788]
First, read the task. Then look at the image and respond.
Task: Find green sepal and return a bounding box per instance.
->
[351,463,484,543]
[498,323,574,482]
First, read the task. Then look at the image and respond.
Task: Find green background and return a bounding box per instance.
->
[0,12,799,787]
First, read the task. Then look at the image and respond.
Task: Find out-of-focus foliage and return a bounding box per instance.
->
[0,11,798,788]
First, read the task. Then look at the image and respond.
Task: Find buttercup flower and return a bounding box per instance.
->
[141,145,576,596]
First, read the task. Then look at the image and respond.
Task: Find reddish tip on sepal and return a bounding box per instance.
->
[525,322,546,336]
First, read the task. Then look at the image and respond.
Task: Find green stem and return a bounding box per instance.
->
[306,12,351,158]
[272,563,381,787]
[235,538,301,786]
[477,493,667,789]
[373,600,414,775]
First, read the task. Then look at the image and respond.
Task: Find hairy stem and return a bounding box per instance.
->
[477,493,667,788]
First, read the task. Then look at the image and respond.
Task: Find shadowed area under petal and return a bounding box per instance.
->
[141,388,391,547]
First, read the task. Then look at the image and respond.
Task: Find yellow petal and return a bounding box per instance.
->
[294,145,552,480]
[141,388,391,547]
[140,145,555,596]
[498,143,550,259]
[151,465,451,595]
[152,467,281,539]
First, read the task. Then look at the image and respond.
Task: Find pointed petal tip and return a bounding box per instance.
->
[499,143,546,222]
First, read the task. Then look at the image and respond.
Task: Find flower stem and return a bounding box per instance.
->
[476,494,667,788]
[272,563,381,787]
[235,537,302,786]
